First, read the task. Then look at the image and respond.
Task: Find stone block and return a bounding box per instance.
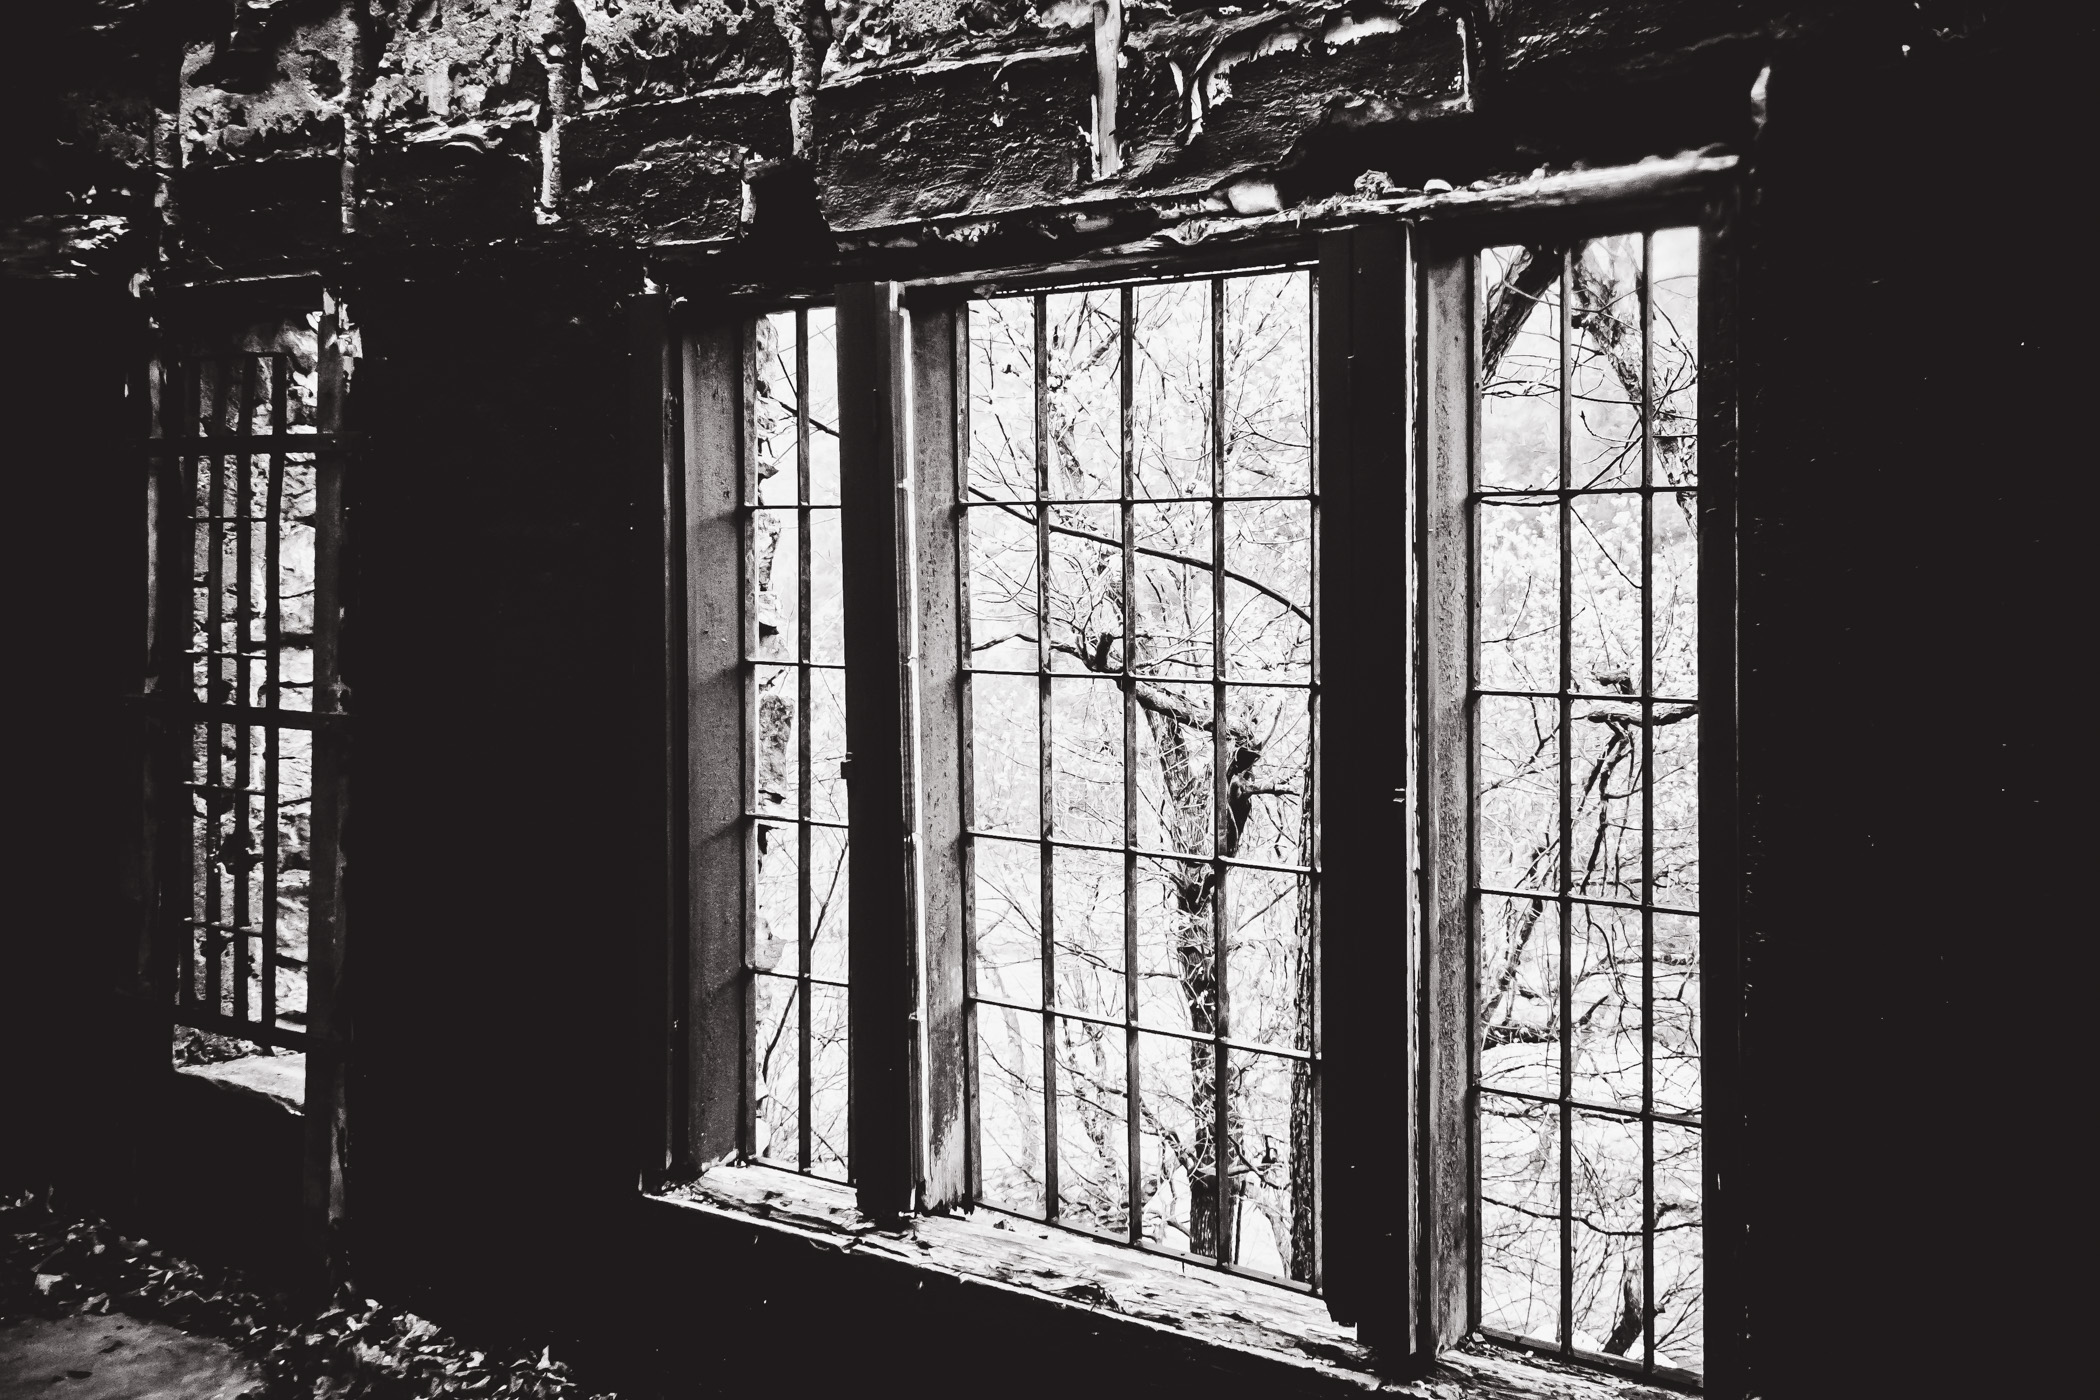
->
[815,47,1093,230]
[564,88,794,242]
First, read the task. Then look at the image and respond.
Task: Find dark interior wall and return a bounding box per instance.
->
[340,263,648,1328]
[2,6,2075,1398]
[1734,36,2070,1397]
[2,279,146,1199]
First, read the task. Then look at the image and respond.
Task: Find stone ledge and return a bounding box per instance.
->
[175,1054,305,1116]
[653,1164,1685,1398]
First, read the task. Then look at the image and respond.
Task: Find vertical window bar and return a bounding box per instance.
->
[177,359,201,1012]
[957,305,983,1203]
[1120,285,1143,1247]
[231,356,257,1024]
[743,325,768,1158]
[1034,291,1060,1218]
[1209,275,1232,1265]
[203,357,229,1017]
[1556,250,1574,1357]
[796,309,815,1172]
[262,355,286,1034]
[1638,233,1658,1376]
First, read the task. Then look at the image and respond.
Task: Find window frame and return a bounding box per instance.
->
[643,163,1737,1391]
[139,277,355,1244]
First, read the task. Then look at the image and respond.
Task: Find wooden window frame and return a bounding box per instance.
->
[640,161,1738,1391]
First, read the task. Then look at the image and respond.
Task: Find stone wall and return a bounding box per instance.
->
[0,2,2010,284]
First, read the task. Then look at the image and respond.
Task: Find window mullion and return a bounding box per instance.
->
[837,281,920,1219]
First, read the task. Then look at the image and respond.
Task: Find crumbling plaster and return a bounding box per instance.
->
[4,1,1975,280]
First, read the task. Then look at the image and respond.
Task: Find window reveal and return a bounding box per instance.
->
[154,321,338,1072]
[1469,231,1703,1380]
[960,273,1319,1282]
[744,308,851,1179]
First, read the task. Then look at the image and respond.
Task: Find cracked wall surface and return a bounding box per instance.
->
[0,3,2021,284]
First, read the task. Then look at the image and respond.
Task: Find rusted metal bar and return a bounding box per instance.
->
[1033,289,1060,1221]
[1209,274,1235,1266]
[1120,283,1143,1248]
[1557,246,1576,1359]
[797,308,816,1172]
[262,353,286,1035]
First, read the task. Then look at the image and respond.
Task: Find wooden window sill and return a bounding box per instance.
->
[647,1164,1688,1397]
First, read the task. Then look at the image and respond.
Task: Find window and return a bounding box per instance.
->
[148,294,349,1119]
[743,307,850,1178]
[958,274,1318,1279]
[1424,231,1706,1382]
[656,172,1730,1390]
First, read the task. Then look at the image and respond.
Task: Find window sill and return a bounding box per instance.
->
[647,1165,1687,1398]
[173,1054,305,1115]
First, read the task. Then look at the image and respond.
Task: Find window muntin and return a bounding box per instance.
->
[744,307,851,1179]
[1470,230,1703,1380]
[163,326,324,1070]
[959,272,1321,1282]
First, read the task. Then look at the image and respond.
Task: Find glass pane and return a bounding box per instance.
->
[1131,280,1210,500]
[1654,713,1698,910]
[751,820,798,974]
[1131,501,1212,678]
[751,971,800,1162]
[977,1006,1047,1215]
[1133,680,1214,858]
[806,307,840,504]
[1652,489,1698,699]
[971,836,1041,1009]
[1136,1030,1209,1255]
[969,296,1037,502]
[1569,1111,1644,1357]
[1477,695,1559,894]
[808,825,849,984]
[1569,700,1643,904]
[1569,493,1642,694]
[810,667,848,822]
[1225,1048,1308,1279]
[1049,677,1122,846]
[1650,228,1699,491]
[1045,503,1121,672]
[750,664,798,816]
[964,503,1039,670]
[749,509,798,661]
[1043,290,1120,501]
[1653,912,1701,1118]
[1221,271,1312,498]
[752,311,799,506]
[1054,1015,1127,1233]
[1479,894,1559,1099]
[1223,685,1311,868]
[1569,235,1643,491]
[1652,1122,1704,1373]
[970,673,1040,836]
[809,982,850,1181]
[808,508,844,665]
[1134,856,1211,1033]
[1052,845,1124,1020]
[1478,496,1560,692]
[1481,245,1560,492]
[1569,902,1642,1111]
[1224,866,1310,1053]
[1222,500,1311,683]
[1479,1091,1560,1344]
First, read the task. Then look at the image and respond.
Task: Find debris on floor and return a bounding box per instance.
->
[1,1189,613,1400]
